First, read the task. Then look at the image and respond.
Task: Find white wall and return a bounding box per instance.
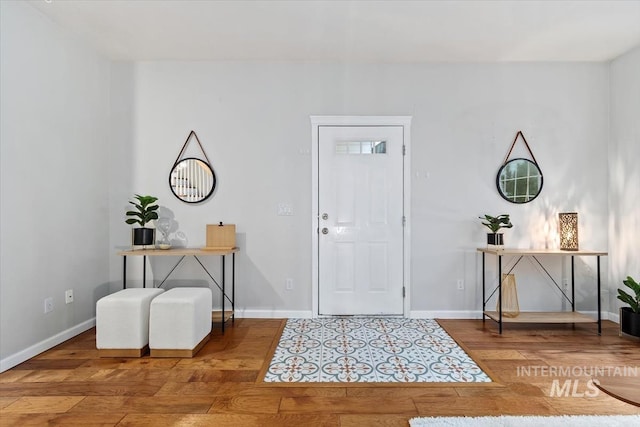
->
[108,62,136,285]
[609,47,640,315]
[124,61,610,317]
[1,1,627,372]
[0,1,112,368]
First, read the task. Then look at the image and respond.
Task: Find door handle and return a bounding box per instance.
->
[321,228,329,235]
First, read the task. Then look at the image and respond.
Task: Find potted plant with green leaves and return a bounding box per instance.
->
[479,214,513,247]
[126,194,159,247]
[617,275,640,337]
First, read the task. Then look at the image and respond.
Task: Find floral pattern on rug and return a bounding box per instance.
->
[264,318,491,383]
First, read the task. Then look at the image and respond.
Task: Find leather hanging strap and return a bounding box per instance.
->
[503,131,539,165]
[173,130,211,167]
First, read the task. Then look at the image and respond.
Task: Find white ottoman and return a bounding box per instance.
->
[96,288,165,357]
[149,287,212,357]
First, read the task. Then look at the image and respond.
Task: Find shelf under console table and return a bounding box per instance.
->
[117,247,238,333]
[477,248,607,334]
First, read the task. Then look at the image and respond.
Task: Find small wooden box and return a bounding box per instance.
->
[205,224,236,250]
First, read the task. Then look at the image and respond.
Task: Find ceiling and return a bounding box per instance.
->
[29,0,640,62]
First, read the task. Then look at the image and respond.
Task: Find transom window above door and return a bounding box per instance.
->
[335,141,387,155]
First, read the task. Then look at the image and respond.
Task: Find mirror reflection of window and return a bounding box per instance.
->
[496,158,543,204]
[335,141,387,155]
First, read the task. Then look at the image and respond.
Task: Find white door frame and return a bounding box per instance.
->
[310,116,412,318]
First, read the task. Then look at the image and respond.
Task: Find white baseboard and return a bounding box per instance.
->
[235,309,313,319]
[1,318,96,373]
[409,310,483,319]
[236,310,486,319]
[235,310,622,321]
[409,310,620,322]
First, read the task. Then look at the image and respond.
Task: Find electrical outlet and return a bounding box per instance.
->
[457,279,464,290]
[44,297,53,313]
[65,289,74,304]
[285,278,293,291]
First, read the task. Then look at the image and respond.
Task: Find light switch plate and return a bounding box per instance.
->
[277,203,293,216]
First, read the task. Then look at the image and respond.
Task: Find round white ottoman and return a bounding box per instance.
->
[149,287,212,357]
[96,288,165,357]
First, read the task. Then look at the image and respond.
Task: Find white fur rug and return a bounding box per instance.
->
[409,415,640,427]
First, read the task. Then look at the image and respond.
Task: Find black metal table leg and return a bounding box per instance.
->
[482,252,485,322]
[498,254,503,334]
[232,252,235,324]
[123,255,127,289]
[571,256,575,311]
[143,255,147,288]
[597,256,602,335]
[221,255,226,334]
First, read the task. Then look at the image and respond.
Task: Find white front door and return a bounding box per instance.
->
[318,125,405,315]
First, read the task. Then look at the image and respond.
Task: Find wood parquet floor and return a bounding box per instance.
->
[1,319,639,426]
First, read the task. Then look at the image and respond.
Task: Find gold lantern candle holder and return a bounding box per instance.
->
[558,212,579,251]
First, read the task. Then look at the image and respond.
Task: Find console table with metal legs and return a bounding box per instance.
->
[477,248,607,334]
[117,247,238,333]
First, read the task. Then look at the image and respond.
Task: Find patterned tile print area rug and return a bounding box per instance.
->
[264,317,492,383]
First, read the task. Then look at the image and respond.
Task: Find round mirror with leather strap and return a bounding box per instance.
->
[496,131,543,204]
[169,157,216,203]
[169,131,216,203]
[496,158,543,203]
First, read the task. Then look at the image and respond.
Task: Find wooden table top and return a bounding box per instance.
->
[593,376,640,407]
[477,248,607,256]
[117,247,239,256]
